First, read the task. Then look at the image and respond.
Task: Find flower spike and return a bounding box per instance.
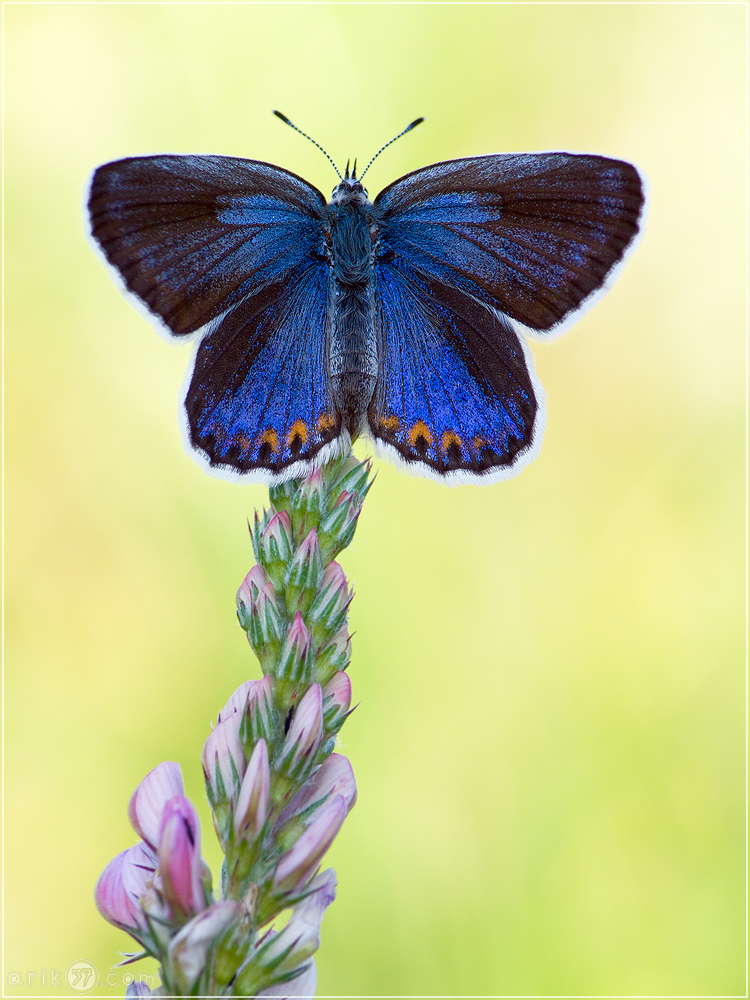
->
[96,453,371,994]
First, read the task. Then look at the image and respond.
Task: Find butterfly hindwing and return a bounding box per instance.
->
[369,256,539,483]
[185,262,344,481]
[88,155,327,339]
[374,152,645,336]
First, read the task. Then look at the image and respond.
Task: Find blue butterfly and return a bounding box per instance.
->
[87,116,647,485]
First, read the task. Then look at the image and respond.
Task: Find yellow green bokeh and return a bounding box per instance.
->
[5,4,744,996]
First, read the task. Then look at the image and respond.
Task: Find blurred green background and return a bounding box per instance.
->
[4,4,745,997]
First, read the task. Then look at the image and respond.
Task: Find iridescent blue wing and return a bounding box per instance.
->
[374,152,646,337]
[369,152,646,481]
[369,257,539,484]
[88,155,343,481]
[184,263,342,480]
[88,155,327,339]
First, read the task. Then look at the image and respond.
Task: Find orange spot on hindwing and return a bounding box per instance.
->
[259,429,280,454]
[407,420,433,449]
[286,420,309,447]
[316,413,335,434]
[441,430,464,454]
[378,414,401,434]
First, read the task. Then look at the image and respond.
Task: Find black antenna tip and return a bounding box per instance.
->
[407,117,425,131]
[273,110,291,125]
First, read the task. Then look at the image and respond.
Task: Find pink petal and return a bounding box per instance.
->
[274,796,346,894]
[202,711,245,799]
[95,841,157,933]
[158,796,204,920]
[234,739,270,840]
[128,762,184,849]
[280,754,356,826]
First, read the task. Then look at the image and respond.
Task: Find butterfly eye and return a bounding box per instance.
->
[331,178,369,204]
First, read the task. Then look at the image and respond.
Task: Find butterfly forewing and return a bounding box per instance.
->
[88,155,327,338]
[374,153,645,336]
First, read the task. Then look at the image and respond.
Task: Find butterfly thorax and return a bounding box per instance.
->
[325,183,379,437]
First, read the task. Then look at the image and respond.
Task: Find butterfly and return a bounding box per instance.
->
[87,115,647,486]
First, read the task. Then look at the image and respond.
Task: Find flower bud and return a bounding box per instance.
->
[280,753,357,828]
[318,492,361,560]
[260,869,336,976]
[275,613,313,685]
[292,466,325,522]
[169,900,241,994]
[244,675,276,746]
[307,561,350,643]
[283,529,323,614]
[217,679,256,724]
[158,796,205,922]
[268,478,296,516]
[322,672,352,732]
[202,710,245,806]
[236,565,273,629]
[95,840,158,937]
[334,455,373,500]
[237,566,284,662]
[314,627,352,685]
[234,738,270,843]
[258,510,294,588]
[127,762,184,849]
[280,684,323,776]
[273,797,347,894]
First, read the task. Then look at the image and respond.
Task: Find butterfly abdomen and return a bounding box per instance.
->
[326,193,378,437]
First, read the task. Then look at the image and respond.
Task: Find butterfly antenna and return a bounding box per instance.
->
[358,117,424,181]
[273,110,343,180]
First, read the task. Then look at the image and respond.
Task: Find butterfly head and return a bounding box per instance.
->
[331,159,369,205]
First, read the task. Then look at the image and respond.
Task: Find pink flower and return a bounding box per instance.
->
[237,567,280,635]
[98,763,212,938]
[308,561,350,633]
[319,561,348,602]
[95,840,157,935]
[294,528,321,567]
[237,564,273,606]
[322,671,352,726]
[273,797,347,894]
[158,796,204,921]
[281,685,323,773]
[260,511,294,565]
[280,753,357,827]
[246,675,275,741]
[217,679,256,723]
[261,870,336,975]
[127,762,184,849]
[169,900,241,993]
[276,613,312,682]
[234,739,270,841]
[202,710,245,802]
